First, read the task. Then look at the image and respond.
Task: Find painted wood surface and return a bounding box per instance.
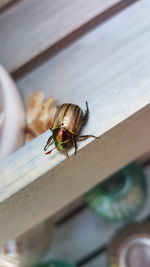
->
[81,253,107,267]
[0,0,150,242]
[0,104,150,244]
[0,0,121,73]
[48,208,119,262]
[17,0,150,109]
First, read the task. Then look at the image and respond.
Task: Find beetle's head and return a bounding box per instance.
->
[53,128,72,151]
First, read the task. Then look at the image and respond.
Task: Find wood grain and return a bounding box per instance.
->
[0,0,121,73]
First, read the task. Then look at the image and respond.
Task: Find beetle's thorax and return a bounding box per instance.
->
[53,127,72,151]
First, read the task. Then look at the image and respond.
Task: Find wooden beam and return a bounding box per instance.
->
[0,104,150,244]
[0,0,19,11]
[17,0,150,110]
[0,0,132,74]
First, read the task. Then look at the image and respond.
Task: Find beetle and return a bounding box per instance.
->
[44,102,98,158]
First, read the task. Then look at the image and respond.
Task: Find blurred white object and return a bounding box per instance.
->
[0,218,54,267]
[0,64,25,159]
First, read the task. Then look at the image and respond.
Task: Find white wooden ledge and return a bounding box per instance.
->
[0,0,121,73]
[0,104,150,244]
[1,0,150,242]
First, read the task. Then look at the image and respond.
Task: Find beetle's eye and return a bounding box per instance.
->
[56,129,63,142]
[62,130,70,142]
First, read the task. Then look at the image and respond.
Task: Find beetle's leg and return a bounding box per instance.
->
[44,135,53,151]
[66,152,69,159]
[73,137,78,155]
[45,150,52,155]
[78,134,99,141]
[45,146,56,155]
[83,101,89,123]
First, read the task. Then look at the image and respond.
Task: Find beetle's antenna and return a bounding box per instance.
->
[82,101,89,125]
[85,101,89,114]
[45,147,56,155]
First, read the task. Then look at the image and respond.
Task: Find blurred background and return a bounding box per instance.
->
[0,0,150,266]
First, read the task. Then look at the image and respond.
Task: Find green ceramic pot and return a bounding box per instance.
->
[84,162,146,221]
[34,260,75,267]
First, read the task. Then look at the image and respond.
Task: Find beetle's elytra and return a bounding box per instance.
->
[44,102,98,158]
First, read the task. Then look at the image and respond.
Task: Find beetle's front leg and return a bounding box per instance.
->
[44,135,53,151]
[73,137,78,155]
[78,134,99,141]
[65,152,69,159]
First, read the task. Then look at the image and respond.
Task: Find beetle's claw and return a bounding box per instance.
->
[44,144,48,151]
[45,150,51,155]
[66,152,69,159]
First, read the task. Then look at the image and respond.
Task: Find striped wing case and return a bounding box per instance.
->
[52,104,84,135]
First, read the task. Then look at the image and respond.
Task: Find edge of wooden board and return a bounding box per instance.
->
[0,104,150,243]
[0,0,136,76]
